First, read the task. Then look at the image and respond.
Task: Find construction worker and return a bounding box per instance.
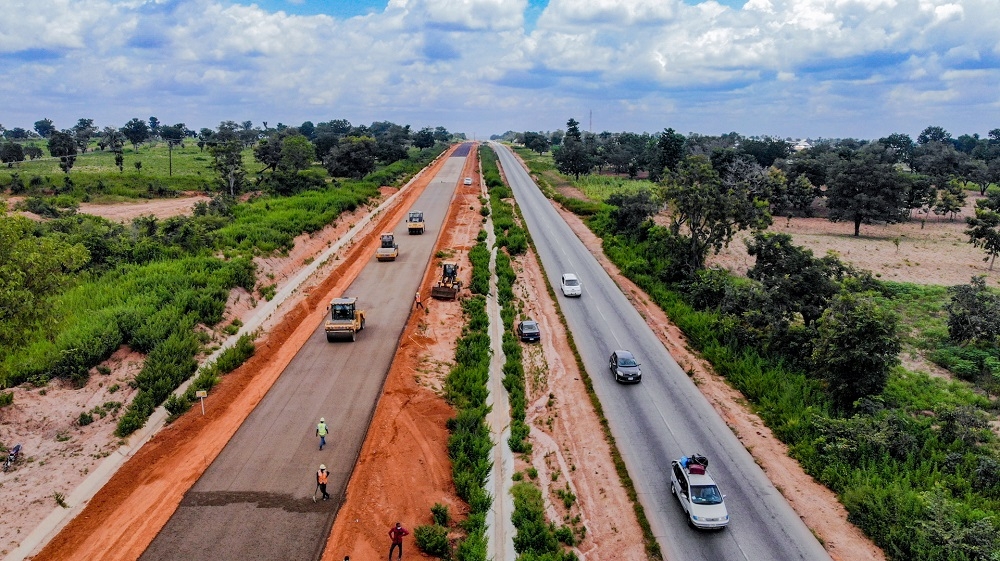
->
[316,417,329,450]
[317,464,330,501]
[387,522,409,560]
[414,291,423,309]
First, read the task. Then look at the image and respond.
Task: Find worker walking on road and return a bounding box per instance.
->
[316,417,329,450]
[387,522,409,560]
[414,291,423,309]
[317,464,330,501]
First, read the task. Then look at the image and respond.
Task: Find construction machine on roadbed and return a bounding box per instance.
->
[407,211,425,234]
[325,297,366,341]
[431,261,462,300]
[376,232,398,261]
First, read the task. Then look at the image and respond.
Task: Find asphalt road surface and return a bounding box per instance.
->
[491,142,832,561]
[140,145,471,561]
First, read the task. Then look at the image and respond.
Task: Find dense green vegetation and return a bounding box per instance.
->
[514,138,1000,560]
[1,129,448,436]
[438,236,493,561]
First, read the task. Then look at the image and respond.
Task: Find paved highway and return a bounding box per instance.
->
[140,145,472,561]
[491,142,831,561]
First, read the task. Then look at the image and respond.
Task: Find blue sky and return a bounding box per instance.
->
[1,0,997,140]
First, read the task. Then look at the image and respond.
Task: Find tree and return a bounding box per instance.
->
[209,140,247,196]
[945,276,1000,345]
[661,155,772,273]
[413,127,435,150]
[825,149,910,236]
[23,145,43,160]
[552,137,593,180]
[878,132,915,166]
[148,116,160,136]
[33,118,55,138]
[298,121,315,140]
[0,142,25,167]
[812,291,901,409]
[323,136,376,179]
[933,179,967,220]
[739,136,790,167]
[278,135,315,173]
[913,140,966,186]
[121,118,150,151]
[4,127,29,140]
[72,118,95,153]
[649,127,685,181]
[605,189,660,239]
[100,127,126,171]
[433,126,450,143]
[0,210,89,353]
[917,125,952,145]
[966,189,1000,270]
[523,131,550,155]
[746,232,845,325]
[565,118,582,142]
[48,130,78,174]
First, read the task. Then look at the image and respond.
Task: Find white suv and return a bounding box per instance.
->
[670,455,729,529]
[560,273,582,297]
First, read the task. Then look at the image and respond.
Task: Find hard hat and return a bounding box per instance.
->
[320,417,325,422]
[320,464,326,470]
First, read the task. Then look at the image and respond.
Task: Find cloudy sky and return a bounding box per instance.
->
[1,0,997,140]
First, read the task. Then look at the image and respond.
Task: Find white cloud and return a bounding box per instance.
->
[0,0,997,138]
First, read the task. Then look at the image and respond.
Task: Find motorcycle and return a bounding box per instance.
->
[3,443,21,472]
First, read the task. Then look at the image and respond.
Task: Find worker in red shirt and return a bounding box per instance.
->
[387,521,409,560]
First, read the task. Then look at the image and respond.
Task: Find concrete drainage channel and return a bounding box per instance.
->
[482,182,517,560]
[4,154,446,561]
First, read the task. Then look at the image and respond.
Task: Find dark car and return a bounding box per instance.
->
[517,320,541,342]
[609,350,641,383]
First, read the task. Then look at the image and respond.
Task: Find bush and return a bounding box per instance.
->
[431,502,451,526]
[415,524,451,558]
[0,391,12,407]
[77,412,94,426]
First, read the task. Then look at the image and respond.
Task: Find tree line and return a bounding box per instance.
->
[514,119,1000,269]
[1,117,459,189]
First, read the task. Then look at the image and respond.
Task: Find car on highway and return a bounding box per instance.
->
[670,455,729,530]
[517,320,541,342]
[560,273,582,297]
[463,177,473,185]
[609,350,641,383]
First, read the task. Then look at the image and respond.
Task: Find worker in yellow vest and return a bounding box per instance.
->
[317,464,330,501]
[316,417,329,450]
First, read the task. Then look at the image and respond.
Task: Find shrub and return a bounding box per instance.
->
[415,524,451,558]
[0,391,12,407]
[77,412,94,426]
[431,502,451,526]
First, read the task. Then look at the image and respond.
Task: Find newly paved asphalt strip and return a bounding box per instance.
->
[140,145,471,561]
[491,142,831,561]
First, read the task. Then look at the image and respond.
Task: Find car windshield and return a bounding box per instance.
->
[565,279,579,286]
[618,356,636,367]
[690,485,723,505]
[522,322,538,331]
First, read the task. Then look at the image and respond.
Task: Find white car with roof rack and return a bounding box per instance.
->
[669,453,730,529]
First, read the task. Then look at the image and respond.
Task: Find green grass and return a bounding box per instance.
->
[0,141,266,200]
[573,175,656,202]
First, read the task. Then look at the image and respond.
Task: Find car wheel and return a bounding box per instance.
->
[670,482,676,496]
